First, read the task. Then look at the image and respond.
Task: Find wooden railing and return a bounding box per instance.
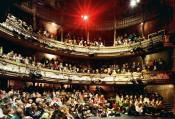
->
[0,22,165,57]
[0,57,170,84]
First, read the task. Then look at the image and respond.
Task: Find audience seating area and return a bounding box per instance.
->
[0,88,171,119]
[0,4,174,119]
[0,0,174,119]
[0,46,169,83]
[0,46,167,74]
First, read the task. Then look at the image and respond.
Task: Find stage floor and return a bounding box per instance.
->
[88,114,174,119]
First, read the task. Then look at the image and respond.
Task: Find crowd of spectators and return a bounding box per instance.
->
[1,14,56,42]
[63,33,104,47]
[0,88,168,119]
[1,14,105,48]
[114,34,143,46]
[42,58,166,74]
[0,46,167,75]
[1,14,105,47]
[0,14,37,41]
[0,14,149,49]
[5,14,33,33]
[113,93,164,116]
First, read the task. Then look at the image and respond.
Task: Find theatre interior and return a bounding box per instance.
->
[0,0,175,119]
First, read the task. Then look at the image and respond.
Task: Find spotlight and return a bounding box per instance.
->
[136,0,140,3]
[81,15,89,21]
[130,0,137,8]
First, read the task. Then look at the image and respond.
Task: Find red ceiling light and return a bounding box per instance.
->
[81,15,89,21]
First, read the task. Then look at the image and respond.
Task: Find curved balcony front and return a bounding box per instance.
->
[0,22,164,58]
[0,57,171,85]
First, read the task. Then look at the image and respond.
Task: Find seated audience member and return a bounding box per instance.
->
[0,88,167,119]
[11,108,24,119]
[135,103,143,115]
[0,46,167,75]
[0,108,5,119]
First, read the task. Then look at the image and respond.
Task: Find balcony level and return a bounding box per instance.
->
[0,21,166,58]
[0,56,173,85]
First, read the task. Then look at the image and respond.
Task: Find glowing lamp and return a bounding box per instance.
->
[45,22,60,35]
[81,15,89,21]
[130,0,137,8]
[44,53,57,60]
[136,0,140,3]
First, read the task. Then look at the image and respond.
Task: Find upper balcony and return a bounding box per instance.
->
[0,14,166,58]
[0,23,165,58]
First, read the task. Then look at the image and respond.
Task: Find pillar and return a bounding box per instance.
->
[141,22,145,38]
[168,0,175,32]
[113,21,117,46]
[168,1,175,114]
[0,78,8,90]
[173,48,175,114]
[173,85,175,115]
[61,27,64,42]
[113,29,116,46]
[87,31,90,42]
[32,4,37,31]
[172,0,175,32]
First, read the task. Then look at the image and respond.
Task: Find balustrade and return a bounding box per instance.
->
[0,22,164,56]
[0,57,170,84]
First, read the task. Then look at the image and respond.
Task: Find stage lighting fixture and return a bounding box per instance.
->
[136,0,140,3]
[81,15,89,21]
[130,0,137,8]
[130,0,141,8]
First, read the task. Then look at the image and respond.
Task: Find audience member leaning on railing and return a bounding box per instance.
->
[113,34,143,46]
[6,14,33,32]
[1,14,150,49]
[0,46,167,76]
[0,14,35,41]
[0,87,167,119]
[1,14,105,48]
[63,33,104,47]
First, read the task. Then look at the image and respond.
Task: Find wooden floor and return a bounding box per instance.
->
[88,114,174,119]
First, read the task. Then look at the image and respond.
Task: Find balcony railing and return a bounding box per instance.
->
[0,57,170,84]
[0,22,164,57]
